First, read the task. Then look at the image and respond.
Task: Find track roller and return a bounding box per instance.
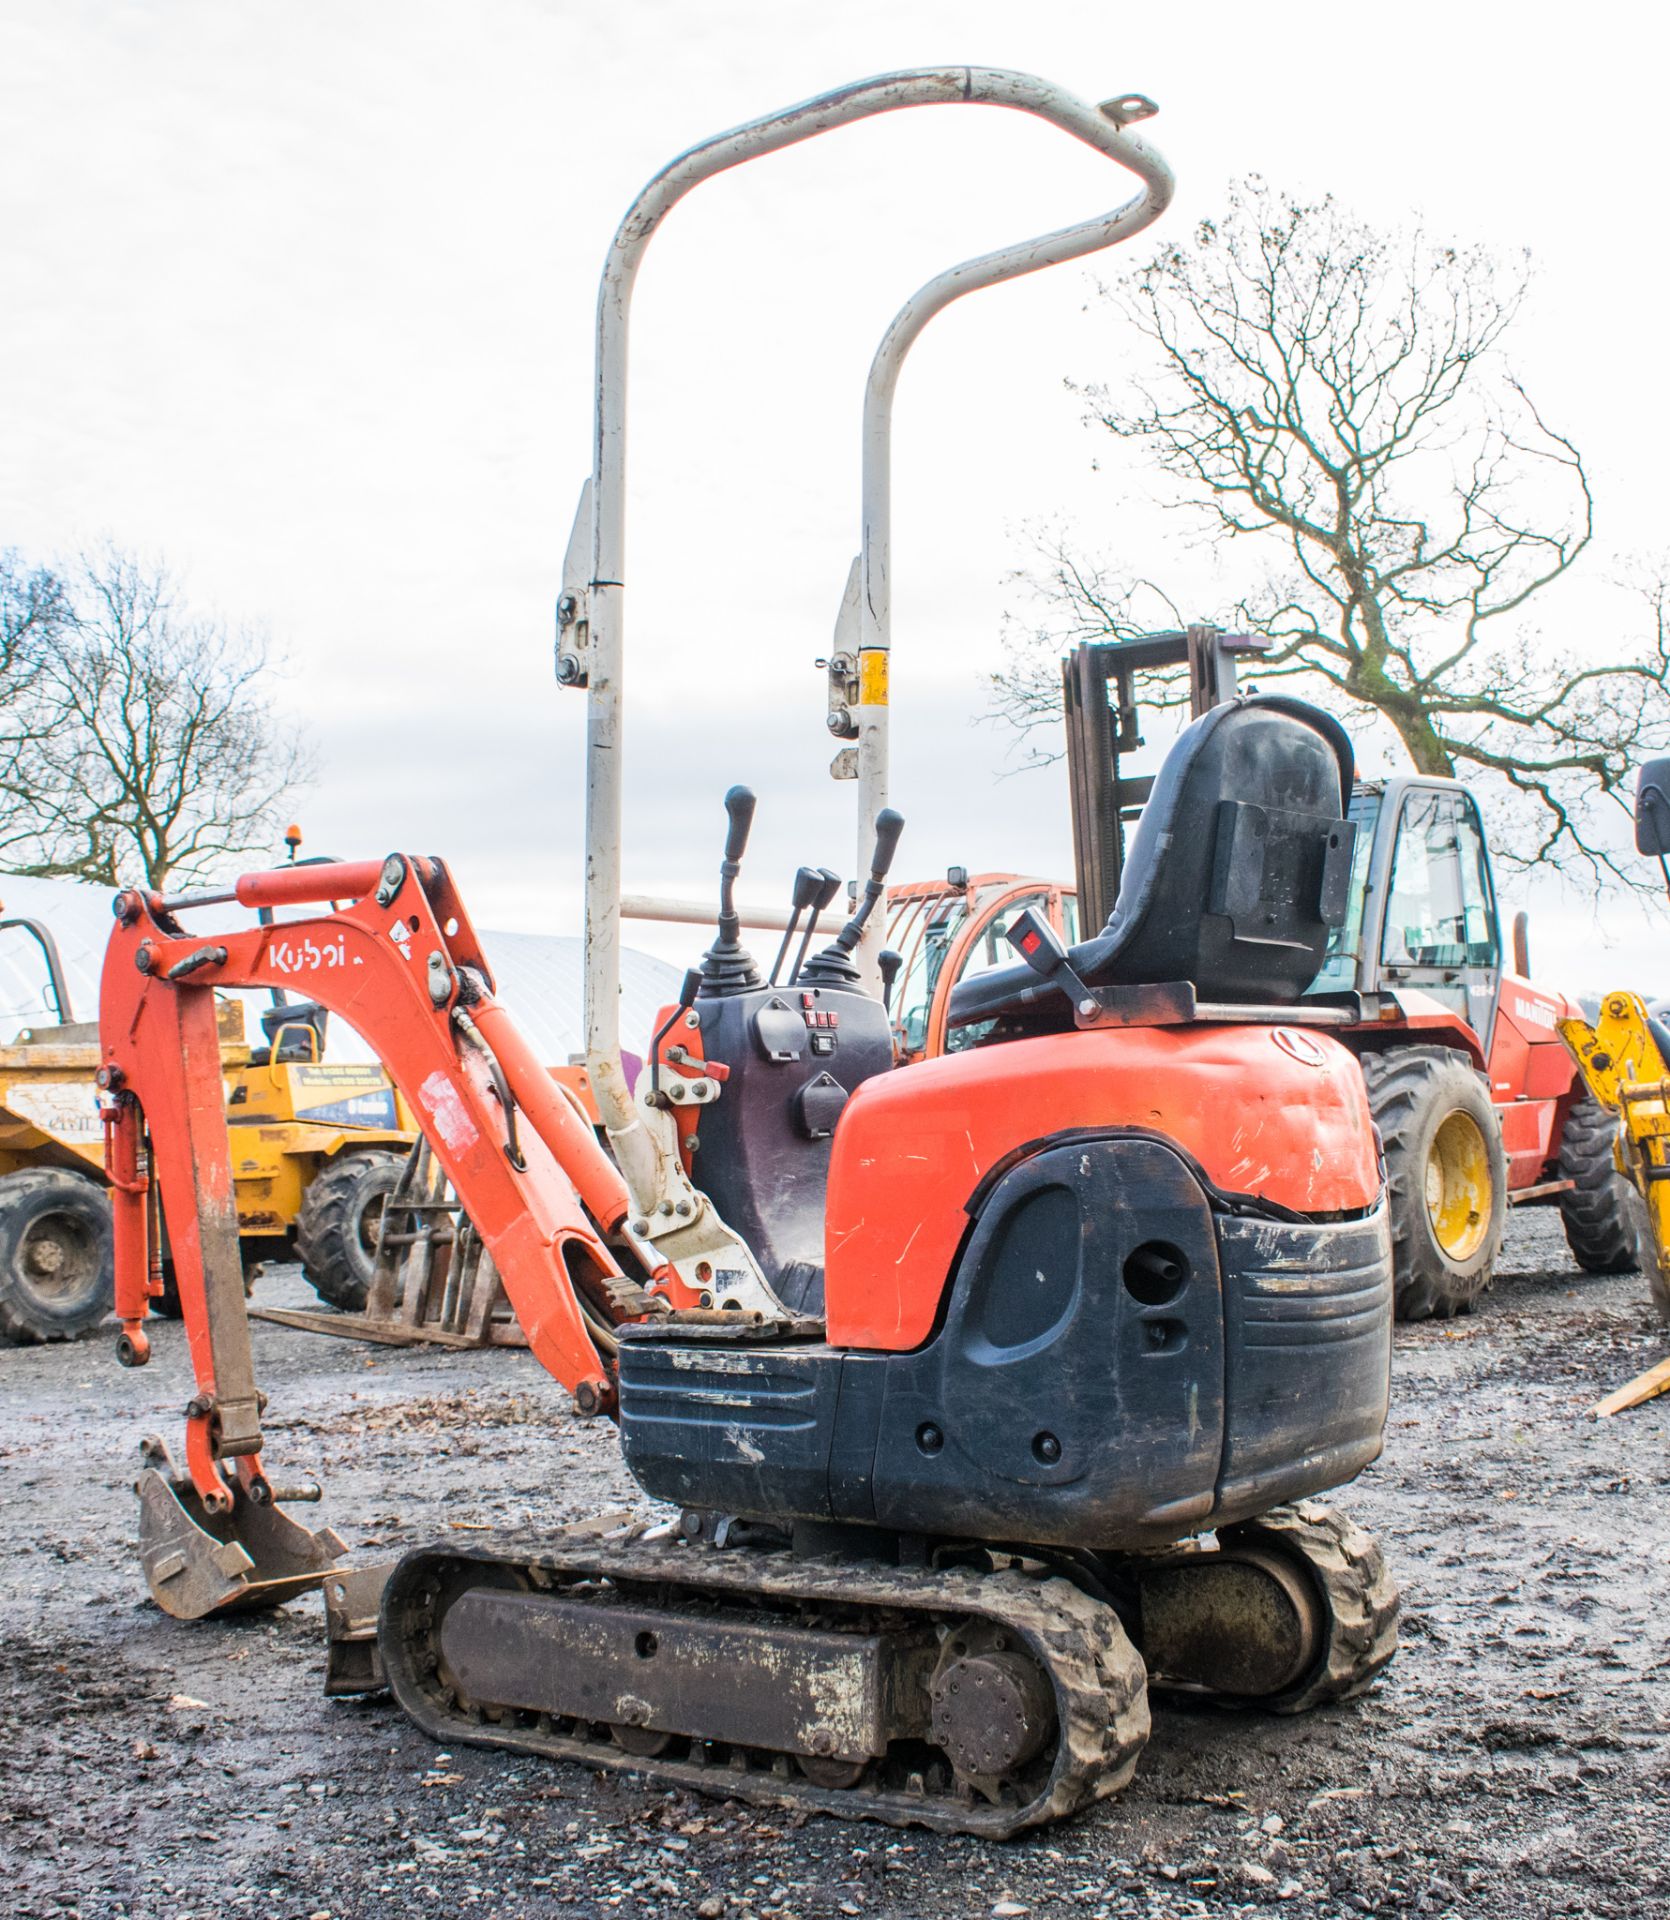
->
[1137,1501,1399,1712]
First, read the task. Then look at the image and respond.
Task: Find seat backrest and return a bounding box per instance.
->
[946,694,1354,1029]
[1076,694,1355,1002]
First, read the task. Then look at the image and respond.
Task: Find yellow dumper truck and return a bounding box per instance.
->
[0,903,413,1343]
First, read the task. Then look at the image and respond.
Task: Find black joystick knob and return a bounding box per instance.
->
[878,948,904,1012]
[698,787,762,998]
[723,785,756,866]
[798,809,906,991]
[771,866,824,985]
[869,809,904,882]
[788,868,841,985]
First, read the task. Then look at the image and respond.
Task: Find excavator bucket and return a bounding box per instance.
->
[137,1438,347,1621]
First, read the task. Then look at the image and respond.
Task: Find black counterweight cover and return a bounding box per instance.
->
[619,1132,1392,1552]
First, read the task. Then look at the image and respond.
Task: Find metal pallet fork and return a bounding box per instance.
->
[252,1137,528,1349]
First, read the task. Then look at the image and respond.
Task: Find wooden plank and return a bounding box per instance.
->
[248,1305,525,1350]
[1508,1178,1575,1205]
[1590,1354,1670,1418]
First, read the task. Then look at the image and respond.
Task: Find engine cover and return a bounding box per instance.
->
[823,1020,1382,1351]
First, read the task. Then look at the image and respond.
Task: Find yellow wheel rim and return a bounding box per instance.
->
[1426,1111,1491,1261]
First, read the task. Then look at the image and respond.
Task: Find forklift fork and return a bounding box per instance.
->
[251,1136,531,1350]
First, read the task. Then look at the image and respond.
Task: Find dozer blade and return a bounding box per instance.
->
[137,1462,348,1622]
[323,1560,394,1694]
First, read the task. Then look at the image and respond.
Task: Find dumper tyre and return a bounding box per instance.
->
[1556,1094,1651,1275]
[294,1149,406,1312]
[0,1167,113,1344]
[1360,1047,1506,1321]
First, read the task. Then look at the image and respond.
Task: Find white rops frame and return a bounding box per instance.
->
[560,67,1175,1244]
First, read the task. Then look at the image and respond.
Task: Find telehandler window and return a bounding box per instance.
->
[1381,792,1498,971]
[895,908,965,1055]
[1306,792,1380,993]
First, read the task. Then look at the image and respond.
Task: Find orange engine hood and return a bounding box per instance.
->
[824,1020,1381,1351]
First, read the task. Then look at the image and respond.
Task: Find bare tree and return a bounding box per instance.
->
[0,548,312,889]
[0,550,67,689]
[0,553,70,844]
[991,179,1670,888]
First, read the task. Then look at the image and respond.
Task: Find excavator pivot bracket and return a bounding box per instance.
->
[375,854,408,907]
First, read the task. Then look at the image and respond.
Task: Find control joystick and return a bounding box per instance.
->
[697,786,763,997]
[798,809,904,991]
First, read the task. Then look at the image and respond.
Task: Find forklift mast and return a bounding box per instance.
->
[1063,625,1270,932]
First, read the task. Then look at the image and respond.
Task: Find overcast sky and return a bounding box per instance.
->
[4,1,1667,994]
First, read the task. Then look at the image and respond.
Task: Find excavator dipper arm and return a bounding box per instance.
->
[99,853,665,1581]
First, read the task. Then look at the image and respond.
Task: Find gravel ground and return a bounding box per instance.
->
[3,1209,1667,1920]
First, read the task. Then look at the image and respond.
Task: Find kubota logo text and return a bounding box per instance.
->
[270,935,360,974]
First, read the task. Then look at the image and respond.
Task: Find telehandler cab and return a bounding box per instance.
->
[98,69,1398,1834]
[924,629,1646,1321]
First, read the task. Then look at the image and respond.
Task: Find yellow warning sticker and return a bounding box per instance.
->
[858,649,890,707]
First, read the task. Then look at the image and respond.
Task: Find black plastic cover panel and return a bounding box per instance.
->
[687,981,893,1314]
[618,1137,1392,1554]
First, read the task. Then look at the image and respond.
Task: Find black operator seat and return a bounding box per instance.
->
[948,695,1357,1031]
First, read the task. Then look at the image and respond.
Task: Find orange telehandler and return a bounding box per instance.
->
[892,627,1648,1323]
[98,69,1398,1834]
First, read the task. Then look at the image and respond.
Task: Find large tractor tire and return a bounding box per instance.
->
[1556,1095,1651,1275]
[293,1149,406,1313]
[0,1167,114,1345]
[1360,1047,1507,1322]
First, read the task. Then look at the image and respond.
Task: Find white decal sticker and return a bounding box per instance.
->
[1510,996,1558,1031]
[418,1071,479,1152]
[6,1080,103,1142]
[269,935,362,974]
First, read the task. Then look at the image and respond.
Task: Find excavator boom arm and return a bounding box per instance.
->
[100,853,659,1522]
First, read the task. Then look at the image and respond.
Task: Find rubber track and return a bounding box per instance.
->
[380,1530,1150,1837]
[1359,1048,1501,1321]
[1220,1502,1400,1714]
[1556,1096,1647,1276]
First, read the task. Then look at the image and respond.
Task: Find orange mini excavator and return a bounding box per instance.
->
[99,69,1398,1835]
